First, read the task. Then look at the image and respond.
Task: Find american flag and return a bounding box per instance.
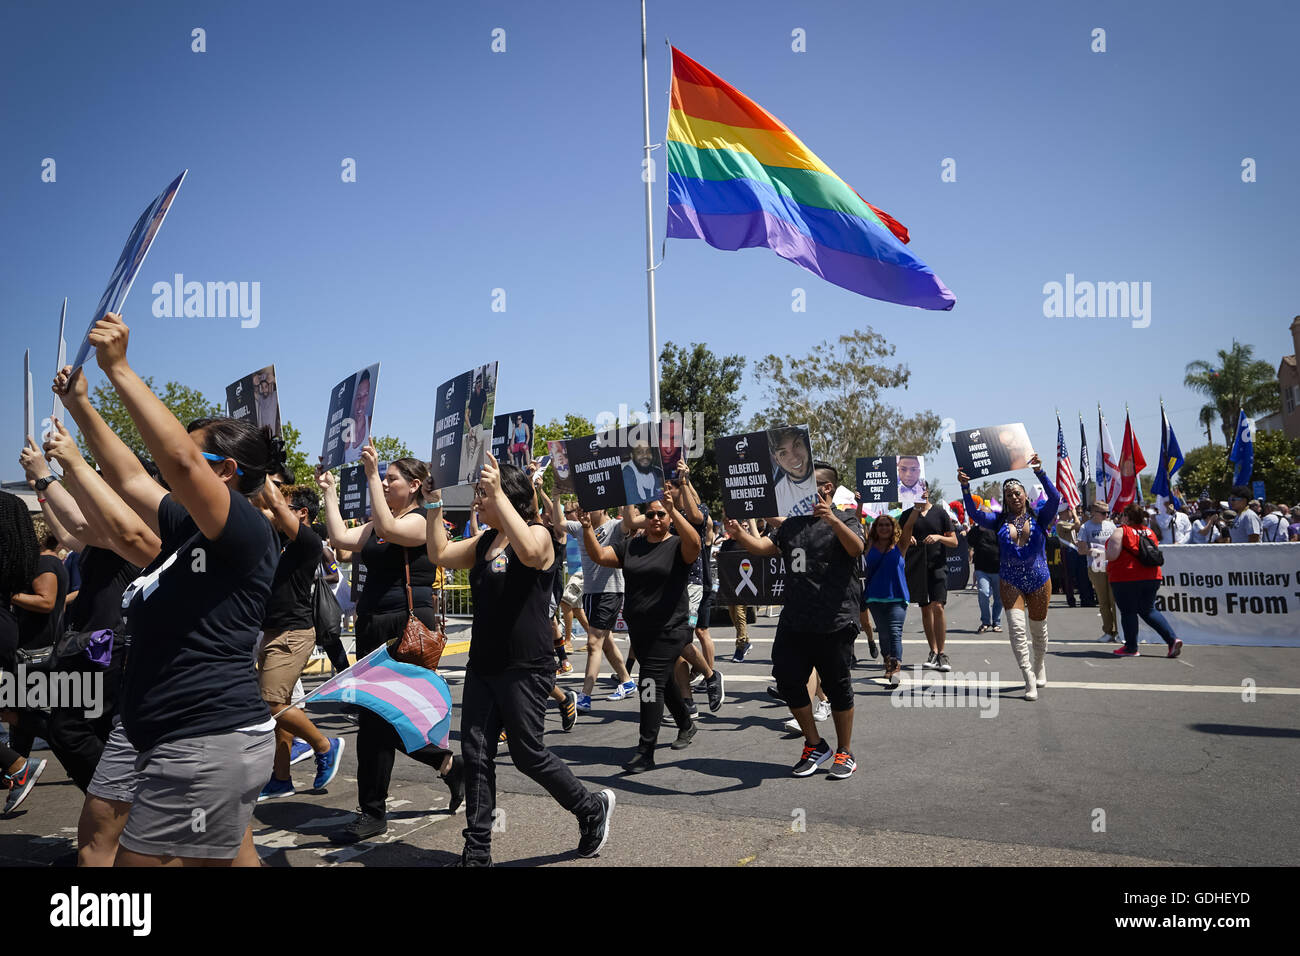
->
[1056,416,1081,511]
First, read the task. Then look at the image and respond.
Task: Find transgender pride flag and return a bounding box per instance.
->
[302,645,453,757]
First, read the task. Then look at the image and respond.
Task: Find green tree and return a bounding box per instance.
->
[652,341,746,515]
[749,329,942,492]
[1178,431,1300,503]
[1184,342,1277,446]
[371,434,414,462]
[279,421,316,484]
[79,377,223,462]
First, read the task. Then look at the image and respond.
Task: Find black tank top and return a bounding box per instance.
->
[468,527,556,675]
[356,525,437,616]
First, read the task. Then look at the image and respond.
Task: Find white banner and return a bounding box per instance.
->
[1143,543,1300,646]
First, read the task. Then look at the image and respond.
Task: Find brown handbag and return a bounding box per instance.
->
[390,551,447,671]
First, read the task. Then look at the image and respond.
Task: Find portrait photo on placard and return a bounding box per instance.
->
[492,408,534,471]
[459,362,497,484]
[765,424,816,517]
[897,454,927,507]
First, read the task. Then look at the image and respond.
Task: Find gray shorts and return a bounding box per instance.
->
[86,718,141,804]
[117,729,274,861]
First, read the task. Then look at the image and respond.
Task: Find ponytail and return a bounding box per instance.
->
[187,417,286,496]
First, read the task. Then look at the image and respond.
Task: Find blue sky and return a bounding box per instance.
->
[3,0,1297,497]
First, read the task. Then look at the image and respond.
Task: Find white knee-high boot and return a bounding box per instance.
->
[1029,618,1049,688]
[1006,609,1036,700]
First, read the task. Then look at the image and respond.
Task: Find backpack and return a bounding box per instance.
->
[1125,526,1164,568]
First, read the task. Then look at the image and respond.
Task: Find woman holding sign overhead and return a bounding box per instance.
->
[318,444,462,844]
[425,455,615,866]
[959,453,1059,701]
[582,486,701,773]
[70,312,280,866]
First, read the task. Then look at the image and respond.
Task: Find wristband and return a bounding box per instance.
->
[37,497,46,504]
[423,500,443,511]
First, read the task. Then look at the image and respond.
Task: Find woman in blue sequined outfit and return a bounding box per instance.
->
[959,453,1059,701]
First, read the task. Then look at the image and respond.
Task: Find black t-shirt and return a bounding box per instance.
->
[468,528,556,675]
[16,553,68,650]
[613,533,692,637]
[772,510,865,633]
[902,505,954,575]
[967,524,1000,575]
[263,522,324,631]
[66,546,140,634]
[355,529,437,616]
[121,491,276,752]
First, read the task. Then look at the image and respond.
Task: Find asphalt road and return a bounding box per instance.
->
[3,590,1297,867]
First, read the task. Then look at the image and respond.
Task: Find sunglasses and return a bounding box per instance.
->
[645,510,669,519]
[200,451,244,476]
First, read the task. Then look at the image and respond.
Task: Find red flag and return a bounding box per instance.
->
[1117,413,1147,509]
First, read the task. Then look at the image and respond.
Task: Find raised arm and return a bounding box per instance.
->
[897,506,921,556]
[20,436,85,551]
[581,511,621,568]
[480,454,552,569]
[621,504,645,535]
[423,481,480,570]
[43,421,161,566]
[675,461,703,526]
[665,490,700,565]
[87,315,226,538]
[316,468,369,551]
[1029,454,1060,525]
[56,359,166,533]
[722,517,780,557]
[958,467,996,529]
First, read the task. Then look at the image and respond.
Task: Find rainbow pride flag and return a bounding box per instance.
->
[667,48,955,311]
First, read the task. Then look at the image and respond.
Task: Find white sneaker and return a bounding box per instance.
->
[812,699,832,722]
[922,651,938,669]
[1097,633,1114,642]
[783,717,804,733]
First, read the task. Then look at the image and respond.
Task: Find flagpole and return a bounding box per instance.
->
[640,0,661,425]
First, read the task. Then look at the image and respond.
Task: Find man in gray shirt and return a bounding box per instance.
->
[1077,503,1119,642]
[1227,488,1262,543]
[565,508,637,712]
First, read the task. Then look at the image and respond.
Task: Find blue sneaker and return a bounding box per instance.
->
[289,738,313,765]
[258,776,295,802]
[732,643,751,663]
[3,757,46,815]
[313,738,345,791]
[576,693,592,713]
[606,679,638,701]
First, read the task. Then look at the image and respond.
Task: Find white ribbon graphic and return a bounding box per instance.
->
[736,558,759,597]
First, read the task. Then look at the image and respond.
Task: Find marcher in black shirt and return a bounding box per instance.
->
[427,455,614,866]
[725,462,865,780]
[319,448,460,844]
[65,312,280,867]
[585,488,700,773]
[255,479,345,801]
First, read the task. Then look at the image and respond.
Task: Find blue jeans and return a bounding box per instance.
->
[868,601,907,663]
[975,571,1002,627]
[1110,578,1179,652]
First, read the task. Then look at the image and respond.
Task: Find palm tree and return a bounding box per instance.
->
[1197,404,1217,445]
[1184,342,1277,445]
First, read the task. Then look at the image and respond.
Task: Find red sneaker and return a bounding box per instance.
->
[1168,639,1183,658]
[1113,646,1140,657]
